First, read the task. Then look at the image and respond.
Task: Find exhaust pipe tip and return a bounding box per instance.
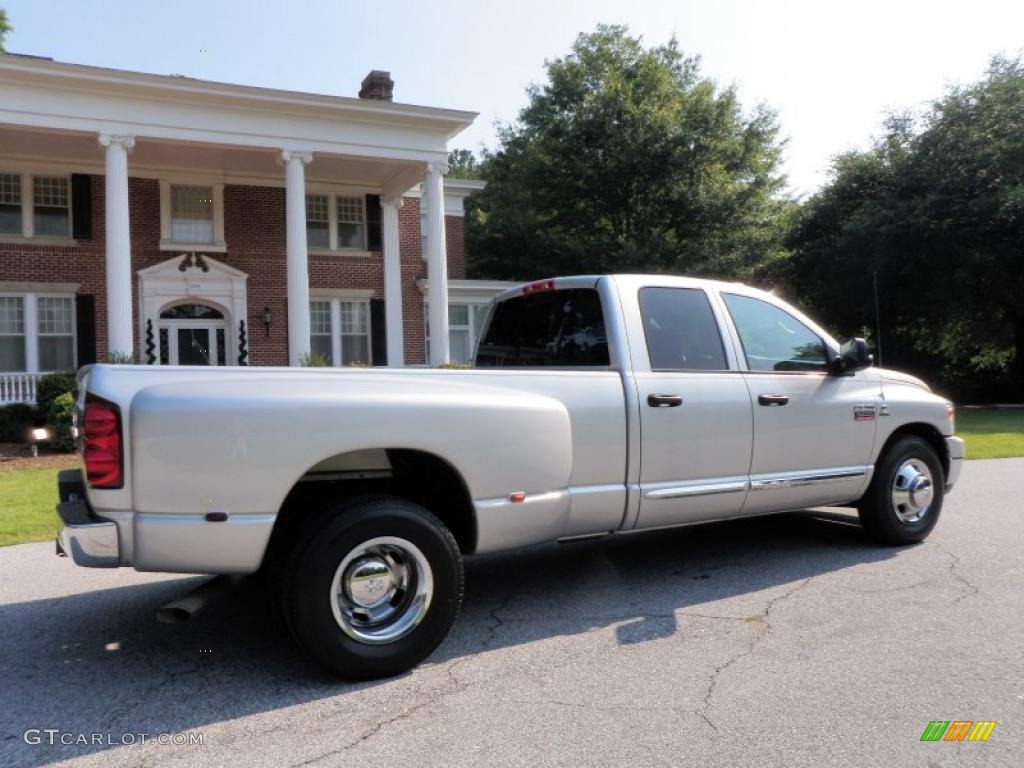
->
[156,575,241,624]
[156,606,192,624]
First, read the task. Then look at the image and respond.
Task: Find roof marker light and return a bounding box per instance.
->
[522,279,555,295]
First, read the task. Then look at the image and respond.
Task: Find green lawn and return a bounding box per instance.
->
[957,409,1024,460]
[0,461,76,547]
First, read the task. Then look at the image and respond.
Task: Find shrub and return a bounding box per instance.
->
[35,371,77,418]
[299,352,330,367]
[0,403,34,443]
[46,393,76,453]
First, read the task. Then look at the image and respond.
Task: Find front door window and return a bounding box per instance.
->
[158,303,228,366]
[177,328,212,365]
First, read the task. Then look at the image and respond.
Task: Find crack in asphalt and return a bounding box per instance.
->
[291,594,516,767]
[294,698,438,767]
[694,577,812,734]
[484,593,513,648]
[101,662,202,732]
[944,549,980,605]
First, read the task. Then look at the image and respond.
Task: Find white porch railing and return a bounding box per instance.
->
[0,373,44,405]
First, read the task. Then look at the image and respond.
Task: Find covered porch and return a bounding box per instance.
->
[0,56,476,395]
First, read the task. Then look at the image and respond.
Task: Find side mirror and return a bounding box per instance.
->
[830,337,873,375]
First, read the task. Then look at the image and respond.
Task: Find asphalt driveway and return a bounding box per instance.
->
[1,459,1021,768]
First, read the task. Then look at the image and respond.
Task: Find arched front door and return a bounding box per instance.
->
[158,302,228,366]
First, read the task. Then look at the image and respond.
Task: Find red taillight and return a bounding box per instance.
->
[83,396,123,489]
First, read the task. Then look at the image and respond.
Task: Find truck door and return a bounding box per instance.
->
[718,292,879,514]
[633,286,754,529]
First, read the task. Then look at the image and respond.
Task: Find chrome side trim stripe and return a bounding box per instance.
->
[645,480,749,500]
[749,466,870,491]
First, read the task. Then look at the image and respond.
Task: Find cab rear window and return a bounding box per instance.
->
[475,288,609,367]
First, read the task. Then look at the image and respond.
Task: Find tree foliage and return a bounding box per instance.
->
[446,149,483,179]
[0,9,12,54]
[466,25,792,281]
[781,56,1024,399]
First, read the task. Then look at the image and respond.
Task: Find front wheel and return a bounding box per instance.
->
[858,436,944,545]
[281,496,464,679]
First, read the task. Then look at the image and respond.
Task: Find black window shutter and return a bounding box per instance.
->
[75,294,97,367]
[366,194,382,251]
[370,298,387,366]
[71,174,92,240]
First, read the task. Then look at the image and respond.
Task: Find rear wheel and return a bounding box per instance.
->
[858,436,944,545]
[281,496,463,679]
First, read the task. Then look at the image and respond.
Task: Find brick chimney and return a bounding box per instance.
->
[359,70,394,101]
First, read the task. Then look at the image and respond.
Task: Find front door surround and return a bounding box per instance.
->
[138,253,248,365]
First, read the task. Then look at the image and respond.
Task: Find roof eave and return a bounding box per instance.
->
[0,55,477,137]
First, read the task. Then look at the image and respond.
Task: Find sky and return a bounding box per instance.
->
[3,0,1022,196]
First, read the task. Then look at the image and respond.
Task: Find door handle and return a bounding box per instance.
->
[648,394,683,408]
[758,394,789,407]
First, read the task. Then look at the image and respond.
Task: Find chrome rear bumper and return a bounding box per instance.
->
[55,469,119,567]
[945,435,965,492]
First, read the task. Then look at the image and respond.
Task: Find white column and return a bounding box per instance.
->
[23,294,38,373]
[98,133,135,361]
[424,161,449,366]
[282,149,313,366]
[381,196,405,366]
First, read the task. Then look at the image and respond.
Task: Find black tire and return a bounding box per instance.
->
[858,436,944,545]
[280,495,463,679]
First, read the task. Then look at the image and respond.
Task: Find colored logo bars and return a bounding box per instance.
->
[920,721,997,742]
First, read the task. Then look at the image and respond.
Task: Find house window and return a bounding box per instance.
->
[33,177,71,237]
[37,297,75,371]
[306,192,376,253]
[306,195,330,249]
[0,172,74,239]
[0,293,76,372]
[308,299,371,365]
[340,301,370,362]
[425,301,491,364]
[171,185,215,243]
[0,296,26,372]
[0,173,21,235]
[337,196,366,250]
[309,300,333,361]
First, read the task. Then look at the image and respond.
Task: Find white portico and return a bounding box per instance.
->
[0,56,475,371]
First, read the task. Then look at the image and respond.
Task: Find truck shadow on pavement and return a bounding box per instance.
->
[2,508,897,766]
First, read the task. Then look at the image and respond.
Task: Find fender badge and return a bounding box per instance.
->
[854,404,876,422]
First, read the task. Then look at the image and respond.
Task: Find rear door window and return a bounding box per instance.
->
[476,288,609,367]
[639,287,728,371]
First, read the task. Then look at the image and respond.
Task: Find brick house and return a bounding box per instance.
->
[0,55,513,403]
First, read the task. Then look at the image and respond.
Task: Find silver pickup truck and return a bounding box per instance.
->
[57,274,964,678]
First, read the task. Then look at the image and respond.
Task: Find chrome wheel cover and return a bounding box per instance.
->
[890,459,935,524]
[330,536,433,645]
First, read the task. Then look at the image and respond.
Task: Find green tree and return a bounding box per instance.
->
[446,148,483,179]
[782,56,1024,399]
[466,25,791,281]
[0,9,12,54]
